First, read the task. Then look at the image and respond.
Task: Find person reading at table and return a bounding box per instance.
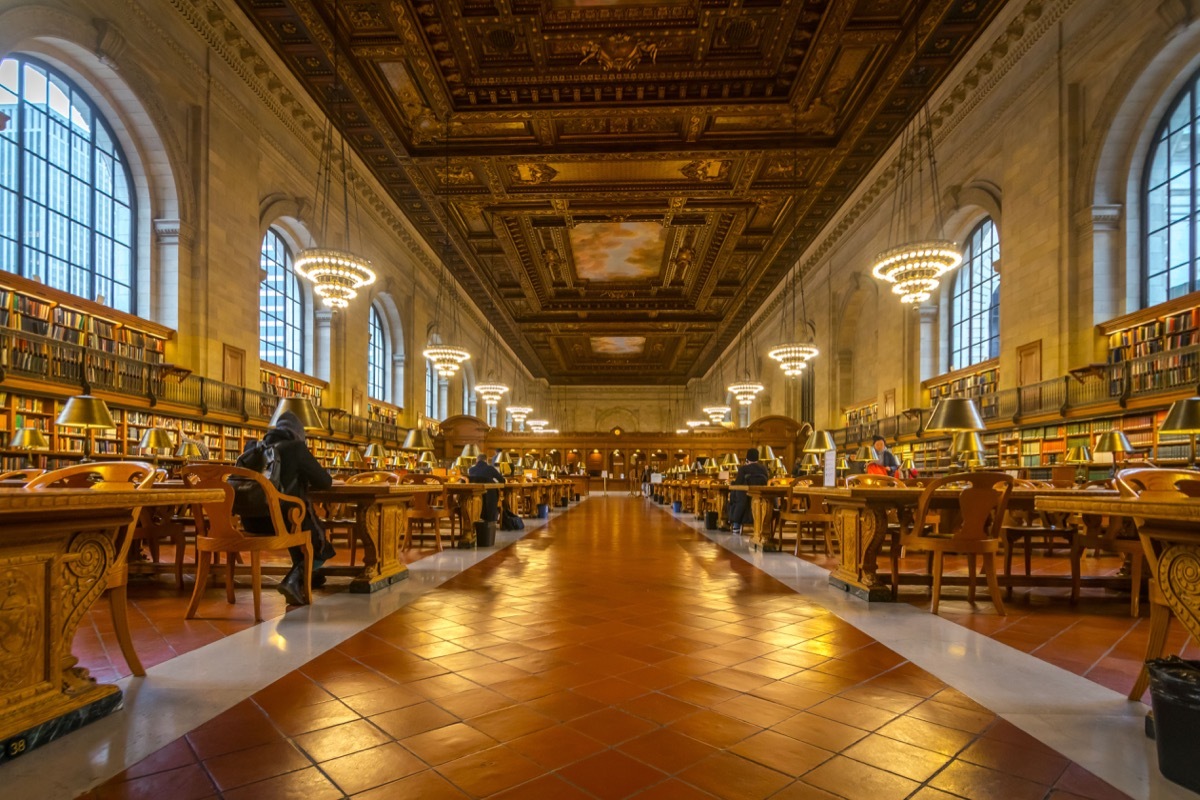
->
[467,452,504,523]
[727,448,770,534]
[236,411,334,605]
[871,435,901,477]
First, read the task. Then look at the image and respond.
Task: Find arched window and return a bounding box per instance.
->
[950,218,1000,371]
[1144,74,1200,306]
[259,228,303,372]
[0,56,135,311]
[425,360,438,419]
[368,303,388,400]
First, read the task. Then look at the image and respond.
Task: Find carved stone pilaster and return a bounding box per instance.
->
[153,218,194,248]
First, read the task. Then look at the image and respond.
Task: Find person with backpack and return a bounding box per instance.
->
[235,410,333,606]
[727,448,770,534]
[871,434,901,477]
[467,452,504,525]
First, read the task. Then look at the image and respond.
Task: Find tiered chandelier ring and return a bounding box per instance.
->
[870,241,962,304]
[475,382,509,406]
[703,405,731,424]
[295,249,376,309]
[526,419,549,433]
[423,344,471,378]
[767,343,819,377]
[507,405,533,425]
[727,381,764,406]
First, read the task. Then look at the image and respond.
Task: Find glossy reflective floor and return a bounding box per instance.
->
[11,496,1194,799]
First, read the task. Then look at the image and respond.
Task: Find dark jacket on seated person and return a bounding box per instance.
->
[728,449,771,526]
[237,411,333,566]
[467,456,504,522]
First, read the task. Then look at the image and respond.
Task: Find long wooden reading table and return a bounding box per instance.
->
[0,486,222,763]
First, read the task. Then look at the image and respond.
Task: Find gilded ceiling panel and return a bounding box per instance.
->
[235,0,1011,384]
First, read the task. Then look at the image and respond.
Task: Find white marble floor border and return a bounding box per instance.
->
[6,497,587,800]
[650,500,1196,800]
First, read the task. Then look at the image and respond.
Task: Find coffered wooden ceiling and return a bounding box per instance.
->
[236,0,1008,385]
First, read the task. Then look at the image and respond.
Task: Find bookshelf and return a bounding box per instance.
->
[843,401,878,431]
[1100,291,1200,396]
[924,359,999,416]
[0,272,171,394]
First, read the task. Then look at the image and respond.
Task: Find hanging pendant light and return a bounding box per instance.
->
[473,291,509,407]
[424,113,472,378]
[296,18,375,309]
[475,382,509,406]
[703,405,731,424]
[870,101,961,304]
[507,405,533,425]
[726,330,763,407]
[769,113,820,376]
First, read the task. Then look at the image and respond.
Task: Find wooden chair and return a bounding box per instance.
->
[1001,479,1077,600]
[323,471,400,565]
[27,462,157,676]
[1114,468,1200,699]
[179,465,312,622]
[0,467,44,482]
[779,491,835,556]
[905,472,1014,615]
[400,474,450,550]
[1063,482,1145,615]
[846,473,906,488]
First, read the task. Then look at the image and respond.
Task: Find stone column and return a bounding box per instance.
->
[918,304,938,387]
[315,310,333,383]
[1081,204,1123,362]
[391,353,405,408]
[438,377,449,420]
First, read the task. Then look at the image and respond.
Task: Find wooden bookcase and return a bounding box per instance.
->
[1101,291,1200,396]
[924,359,1000,416]
[843,401,878,431]
[0,273,171,393]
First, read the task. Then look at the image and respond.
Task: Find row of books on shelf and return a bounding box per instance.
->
[260,368,323,401]
[928,367,999,403]
[0,289,167,363]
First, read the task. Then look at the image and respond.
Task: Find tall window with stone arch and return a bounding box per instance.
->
[259,228,303,373]
[0,56,135,311]
[368,302,389,401]
[1143,73,1200,306]
[949,217,1000,371]
[425,359,438,420]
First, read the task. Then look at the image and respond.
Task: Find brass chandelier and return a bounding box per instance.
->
[423,115,471,379]
[871,103,961,304]
[296,28,375,309]
[726,331,763,407]
[474,322,509,407]
[768,114,819,375]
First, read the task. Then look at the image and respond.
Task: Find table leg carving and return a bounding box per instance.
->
[1157,543,1200,643]
[348,501,408,593]
[828,506,892,602]
[750,494,779,551]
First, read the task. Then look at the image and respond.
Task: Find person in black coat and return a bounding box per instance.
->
[467,452,504,523]
[728,448,771,533]
[237,410,333,606]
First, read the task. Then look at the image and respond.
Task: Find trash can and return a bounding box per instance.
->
[474,521,496,547]
[705,511,719,530]
[672,500,682,513]
[1147,656,1200,792]
[536,503,550,518]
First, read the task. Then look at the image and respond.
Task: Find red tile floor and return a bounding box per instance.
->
[80,497,1135,799]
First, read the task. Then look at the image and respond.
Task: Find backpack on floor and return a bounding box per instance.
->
[501,509,524,531]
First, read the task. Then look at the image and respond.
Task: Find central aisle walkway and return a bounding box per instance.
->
[82,497,1129,800]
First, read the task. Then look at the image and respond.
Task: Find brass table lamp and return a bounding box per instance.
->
[1160,397,1200,467]
[138,427,175,468]
[804,430,836,453]
[9,427,49,469]
[1094,430,1135,470]
[926,397,985,433]
[176,440,204,464]
[460,443,482,460]
[363,443,385,466]
[270,396,325,433]
[56,395,117,462]
[402,427,435,452]
[1065,445,1092,481]
[853,444,875,461]
[951,432,984,468]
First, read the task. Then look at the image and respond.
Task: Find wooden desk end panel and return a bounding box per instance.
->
[348,497,409,594]
[0,510,130,753]
[827,503,893,602]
